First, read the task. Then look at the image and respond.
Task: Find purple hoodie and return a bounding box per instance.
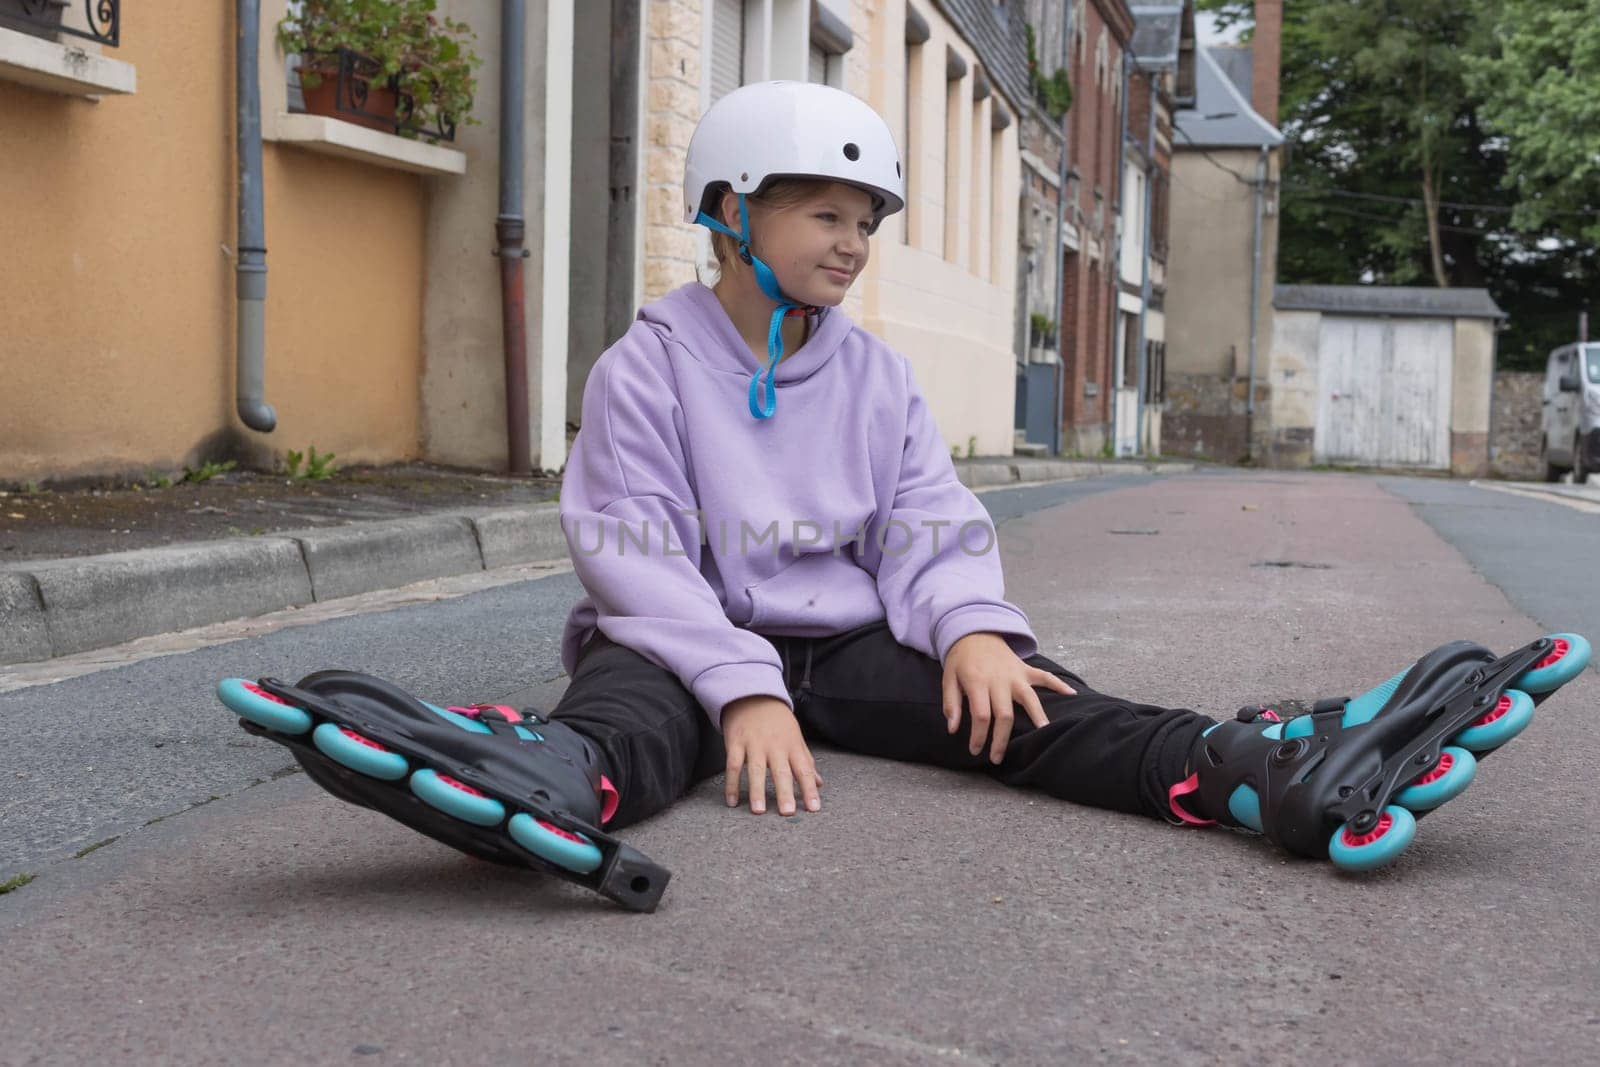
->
[559,282,1037,729]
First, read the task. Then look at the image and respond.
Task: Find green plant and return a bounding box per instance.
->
[145,469,173,489]
[1029,312,1057,348]
[181,460,236,484]
[0,872,35,894]
[285,446,338,480]
[1025,24,1074,121]
[966,435,978,459]
[278,0,483,137]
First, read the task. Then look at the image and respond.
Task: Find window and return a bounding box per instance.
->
[711,0,744,102]
[808,2,852,90]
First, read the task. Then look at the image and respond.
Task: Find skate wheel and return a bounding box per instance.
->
[409,768,506,827]
[508,812,602,874]
[217,678,311,735]
[1514,634,1591,694]
[1328,805,1416,872]
[1394,746,1477,811]
[312,723,409,781]
[1452,689,1534,753]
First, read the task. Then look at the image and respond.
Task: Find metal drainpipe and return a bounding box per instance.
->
[235,0,276,432]
[1245,143,1267,461]
[1051,2,1073,458]
[497,0,532,475]
[1134,70,1156,456]
[1109,50,1130,455]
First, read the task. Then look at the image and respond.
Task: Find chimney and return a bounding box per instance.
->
[1252,0,1282,126]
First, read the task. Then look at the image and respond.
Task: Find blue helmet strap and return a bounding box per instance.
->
[695,193,816,420]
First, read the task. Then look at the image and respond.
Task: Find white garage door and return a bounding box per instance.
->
[1314,317,1453,469]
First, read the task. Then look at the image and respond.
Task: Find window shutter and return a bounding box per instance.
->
[809,43,827,84]
[711,0,744,102]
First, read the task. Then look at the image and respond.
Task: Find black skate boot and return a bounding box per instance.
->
[217,671,669,911]
[1168,633,1590,872]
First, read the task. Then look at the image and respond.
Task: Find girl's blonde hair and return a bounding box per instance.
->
[708,177,834,270]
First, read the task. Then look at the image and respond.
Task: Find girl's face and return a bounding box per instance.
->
[730,182,875,306]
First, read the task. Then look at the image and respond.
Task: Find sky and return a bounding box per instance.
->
[1195,11,1239,47]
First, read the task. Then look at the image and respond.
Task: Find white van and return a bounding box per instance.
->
[1541,342,1600,484]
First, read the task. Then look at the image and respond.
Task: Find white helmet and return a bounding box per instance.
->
[684,81,905,234]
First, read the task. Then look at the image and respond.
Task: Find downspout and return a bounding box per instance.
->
[1245,143,1266,462]
[1051,2,1074,458]
[497,0,532,475]
[1109,49,1130,454]
[1134,70,1156,456]
[235,0,275,432]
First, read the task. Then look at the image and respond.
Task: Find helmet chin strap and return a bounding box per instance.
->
[696,194,817,420]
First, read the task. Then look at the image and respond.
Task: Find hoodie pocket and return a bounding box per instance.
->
[745,552,884,632]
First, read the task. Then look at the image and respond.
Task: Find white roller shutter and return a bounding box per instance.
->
[711,0,744,102]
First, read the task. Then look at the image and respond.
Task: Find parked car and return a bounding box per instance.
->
[1541,342,1600,484]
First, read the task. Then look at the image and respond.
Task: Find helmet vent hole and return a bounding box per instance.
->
[842,142,860,161]
[896,161,901,177]
[739,171,749,182]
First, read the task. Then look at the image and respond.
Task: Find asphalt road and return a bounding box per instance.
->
[2,470,1596,1064]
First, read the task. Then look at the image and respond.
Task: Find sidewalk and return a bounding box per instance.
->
[0,457,1192,666]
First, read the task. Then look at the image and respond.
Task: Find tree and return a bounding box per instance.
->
[1195,0,1597,368]
[1466,0,1600,245]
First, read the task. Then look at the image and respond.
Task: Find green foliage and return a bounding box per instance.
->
[181,460,236,484]
[1029,313,1058,348]
[285,446,338,481]
[145,469,173,489]
[0,872,35,894]
[277,0,483,136]
[1199,0,1598,370]
[1466,1,1600,245]
[966,435,977,459]
[1025,23,1073,121]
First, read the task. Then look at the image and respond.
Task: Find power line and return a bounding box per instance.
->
[1281,180,1600,220]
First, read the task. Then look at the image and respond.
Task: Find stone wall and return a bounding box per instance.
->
[1491,370,1545,479]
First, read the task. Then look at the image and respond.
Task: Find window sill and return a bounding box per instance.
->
[0,28,134,97]
[270,112,466,177]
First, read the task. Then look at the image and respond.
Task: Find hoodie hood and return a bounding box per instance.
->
[637,282,854,385]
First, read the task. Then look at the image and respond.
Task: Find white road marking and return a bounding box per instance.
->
[1472,480,1600,515]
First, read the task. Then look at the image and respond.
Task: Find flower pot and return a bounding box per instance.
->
[0,0,67,41]
[299,67,401,135]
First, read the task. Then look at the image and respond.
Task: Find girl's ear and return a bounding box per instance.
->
[720,188,741,232]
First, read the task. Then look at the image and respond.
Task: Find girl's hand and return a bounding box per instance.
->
[721,696,824,815]
[943,633,1077,764]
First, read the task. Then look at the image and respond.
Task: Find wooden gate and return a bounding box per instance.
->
[1314,318,1453,469]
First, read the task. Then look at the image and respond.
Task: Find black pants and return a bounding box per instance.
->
[550,621,1213,830]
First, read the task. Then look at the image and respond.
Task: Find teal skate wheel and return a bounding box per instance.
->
[1514,634,1591,694]
[217,678,311,735]
[1452,689,1534,753]
[1328,805,1416,872]
[410,768,506,826]
[312,723,408,781]
[508,813,602,874]
[1394,746,1477,811]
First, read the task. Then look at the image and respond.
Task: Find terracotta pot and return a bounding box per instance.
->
[299,70,401,135]
[0,0,67,41]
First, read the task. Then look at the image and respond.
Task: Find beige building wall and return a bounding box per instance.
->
[1165,146,1278,380]
[1163,145,1280,462]
[637,0,1022,457]
[858,1,1021,457]
[0,3,429,483]
[1451,318,1495,476]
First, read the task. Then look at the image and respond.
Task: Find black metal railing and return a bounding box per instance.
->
[0,0,120,48]
[313,47,457,144]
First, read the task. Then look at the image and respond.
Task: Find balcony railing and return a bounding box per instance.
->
[0,0,120,48]
[300,47,457,144]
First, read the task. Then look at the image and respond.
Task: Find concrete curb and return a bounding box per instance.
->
[0,462,1188,667]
